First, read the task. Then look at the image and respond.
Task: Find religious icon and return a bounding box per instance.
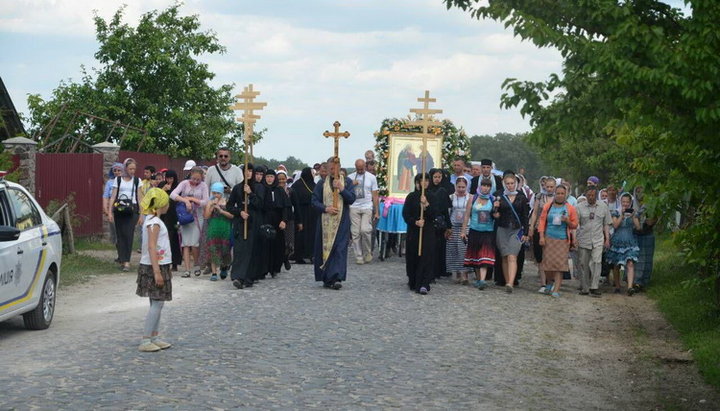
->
[386,133,442,199]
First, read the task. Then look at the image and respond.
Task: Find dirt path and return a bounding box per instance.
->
[1,251,718,409]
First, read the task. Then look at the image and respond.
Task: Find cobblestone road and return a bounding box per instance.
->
[1,254,718,410]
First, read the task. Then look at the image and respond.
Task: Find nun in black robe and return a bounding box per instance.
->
[290,167,317,263]
[227,163,266,289]
[403,173,439,294]
[263,170,291,277]
[427,168,452,278]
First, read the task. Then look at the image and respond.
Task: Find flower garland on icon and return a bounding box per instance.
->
[373,116,470,196]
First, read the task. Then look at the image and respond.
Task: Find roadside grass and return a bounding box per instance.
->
[59,252,119,287]
[647,236,720,390]
[75,236,116,251]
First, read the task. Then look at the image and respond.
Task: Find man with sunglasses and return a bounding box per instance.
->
[205,147,244,199]
[576,186,612,297]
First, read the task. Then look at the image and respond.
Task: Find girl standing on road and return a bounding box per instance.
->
[461,178,496,290]
[136,188,173,352]
[170,167,209,278]
[204,182,233,281]
[446,177,470,284]
[537,185,579,298]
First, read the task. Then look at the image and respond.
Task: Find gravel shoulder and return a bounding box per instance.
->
[1,250,718,409]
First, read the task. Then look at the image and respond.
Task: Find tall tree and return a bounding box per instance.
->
[445,0,720,288]
[469,132,547,186]
[27,4,236,158]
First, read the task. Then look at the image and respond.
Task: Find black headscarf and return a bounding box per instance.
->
[414,173,430,192]
[264,169,278,188]
[427,168,443,194]
[164,169,180,192]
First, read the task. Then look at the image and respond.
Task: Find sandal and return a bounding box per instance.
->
[181,271,191,278]
[194,269,202,277]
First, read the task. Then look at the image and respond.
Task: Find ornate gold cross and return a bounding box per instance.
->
[323,121,350,208]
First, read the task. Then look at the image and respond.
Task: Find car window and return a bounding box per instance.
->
[0,191,8,227]
[6,188,42,230]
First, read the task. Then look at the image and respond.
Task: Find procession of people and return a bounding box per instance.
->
[108,147,657,351]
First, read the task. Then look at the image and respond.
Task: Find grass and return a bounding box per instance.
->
[646,235,720,390]
[75,236,116,251]
[59,252,119,288]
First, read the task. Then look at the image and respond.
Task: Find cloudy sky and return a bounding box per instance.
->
[2,0,566,163]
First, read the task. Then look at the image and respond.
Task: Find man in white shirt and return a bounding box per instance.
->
[205,147,244,198]
[348,159,379,264]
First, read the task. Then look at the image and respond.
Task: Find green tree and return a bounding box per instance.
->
[27,3,236,158]
[444,1,720,296]
[250,155,309,173]
[469,132,547,186]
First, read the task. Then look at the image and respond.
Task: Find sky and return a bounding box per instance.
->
[0,0,669,165]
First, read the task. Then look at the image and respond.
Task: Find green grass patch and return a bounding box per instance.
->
[75,236,116,251]
[646,235,720,390]
[59,252,120,287]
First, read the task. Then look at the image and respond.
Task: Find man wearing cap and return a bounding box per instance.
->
[205,147,243,198]
[587,176,600,188]
[469,159,503,196]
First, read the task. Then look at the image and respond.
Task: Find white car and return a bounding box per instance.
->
[0,172,62,329]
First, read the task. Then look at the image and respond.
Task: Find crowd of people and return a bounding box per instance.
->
[402,158,657,298]
[102,148,656,351]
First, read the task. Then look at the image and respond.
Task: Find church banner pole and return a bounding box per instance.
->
[323,121,350,209]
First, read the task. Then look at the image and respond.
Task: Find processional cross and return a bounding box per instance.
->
[230,84,267,239]
[408,90,443,256]
[323,121,350,208]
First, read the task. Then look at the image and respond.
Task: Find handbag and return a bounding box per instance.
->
[112,176,138,216]
[259,223,277,240]
[176,202,195,226]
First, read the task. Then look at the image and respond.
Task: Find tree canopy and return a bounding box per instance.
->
[469,132,547,186]
[445,0,720,282]
[27,4,238,158]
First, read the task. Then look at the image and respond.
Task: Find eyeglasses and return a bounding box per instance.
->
[218,155,229,158]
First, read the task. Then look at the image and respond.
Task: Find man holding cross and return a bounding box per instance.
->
[312,156,356,289]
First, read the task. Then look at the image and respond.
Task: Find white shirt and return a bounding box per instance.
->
[205,164,244,196]
[347,171,378,210]
[140,215,172,265]
[112,177,139,204]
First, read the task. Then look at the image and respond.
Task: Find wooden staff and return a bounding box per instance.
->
[323,121,350,208]
[419,136,428,256]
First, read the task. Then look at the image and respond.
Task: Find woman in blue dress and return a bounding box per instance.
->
[606,193,642,295]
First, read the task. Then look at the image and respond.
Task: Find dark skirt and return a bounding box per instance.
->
[464,229,495,268]
[136,264,173,301]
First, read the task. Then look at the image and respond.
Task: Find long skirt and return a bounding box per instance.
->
[542,238,570,272]
[464,229,495,268]
[635,233,655,286]
[207,216,232,267]
[136,264,173,301]
[445,223,468,273]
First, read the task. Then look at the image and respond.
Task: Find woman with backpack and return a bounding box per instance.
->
[107,158,143,272]
[170,166,209,278]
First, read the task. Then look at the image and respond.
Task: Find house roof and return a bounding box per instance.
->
[0,76,28,140]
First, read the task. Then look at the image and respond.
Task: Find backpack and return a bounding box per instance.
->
[112,176,139,216]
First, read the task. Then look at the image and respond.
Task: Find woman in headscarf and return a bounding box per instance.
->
[160,170,182,271]
[461,178,496,290]
[227,163,266,289]
[446,177,470,284]
[528,176,556,292]
[277,170,294,270]
[403,173,438,294]
[606,192,642,295]
[262,169,291,277]
[290,167,317,264]
[204,182,233,281]
[102,162,124,262]
[427,168,452,278]
[492,170,530,293]
[537,184,579,298]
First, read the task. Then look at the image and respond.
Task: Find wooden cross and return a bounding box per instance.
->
[230,84,267,239]
[408,90,442,256]
[322,121,350,208]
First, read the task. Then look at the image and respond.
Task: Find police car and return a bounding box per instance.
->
[0,171,62,329]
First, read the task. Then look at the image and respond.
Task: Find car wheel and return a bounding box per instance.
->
[22,271,56,330]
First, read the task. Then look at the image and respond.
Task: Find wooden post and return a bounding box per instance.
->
[407,90,443,256]
[322,121,350,208]
[230,84,267,239]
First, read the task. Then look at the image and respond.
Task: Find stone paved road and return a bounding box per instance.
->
[1,255,718,410]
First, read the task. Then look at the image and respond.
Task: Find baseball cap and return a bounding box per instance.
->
[183,160,197,171]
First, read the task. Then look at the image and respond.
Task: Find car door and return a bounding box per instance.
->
[1,188,44,314]
[0,189,23,315]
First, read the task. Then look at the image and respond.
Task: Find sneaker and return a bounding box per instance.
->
[579,291,590,296]
[181,271,191,278]
[331,282,342,290]
[233,279,244,289]
[505,285,513,294]
[538,286,548,294]
[355,258,364,265]
[419,287,428,295]
[551,292,560,298]
[151,338,172,350]
[590,289,602,298]
[476,280,487,290]
[220,269,228,280]
[210,274,218,281]
[138,342,161,352]
[627,287,636,296]
[364,254,373,264]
